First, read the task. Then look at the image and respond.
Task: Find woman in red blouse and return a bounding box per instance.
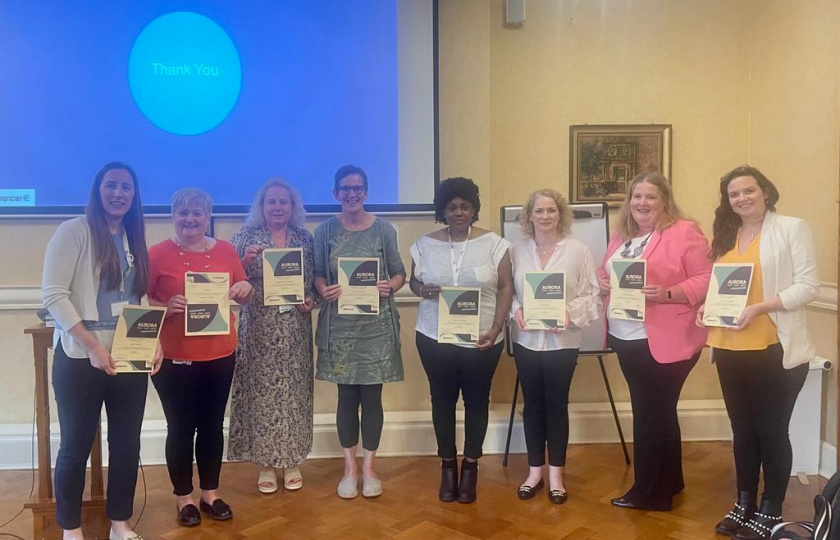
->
[147,188,253,527]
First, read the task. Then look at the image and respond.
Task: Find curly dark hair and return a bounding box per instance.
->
[710,164,780,260]
[433,177,481,224]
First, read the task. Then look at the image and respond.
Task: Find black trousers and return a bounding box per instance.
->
[336,383,384,451]
[714,343,807,503]
[52,341,148,529]
[416,332,503,460]
[152,354,235,496]
[608,335,698,507]
[513,344,579,467]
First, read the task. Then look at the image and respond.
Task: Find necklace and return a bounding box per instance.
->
[535,236,559,256]
[271,227,290,248]
[174,237,211,269]
[741,224,761,243]
[620,231,653,259]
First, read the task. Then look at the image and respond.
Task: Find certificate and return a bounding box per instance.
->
[523,272,566,330]
[263,248,305,305]
[703,263,754,327]
[337,257,380,315]
[609,259,646,321]
[184,272,231,336]
[112,305,166,373]
[438,287,481,345]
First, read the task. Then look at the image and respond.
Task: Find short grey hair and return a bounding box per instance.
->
[171,188,213,216]
[246,177,306,228]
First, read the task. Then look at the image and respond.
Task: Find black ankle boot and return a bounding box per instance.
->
[439,459,458,502]
[734,499,783,540]
[457,459,478,504]
[715,491,756,536]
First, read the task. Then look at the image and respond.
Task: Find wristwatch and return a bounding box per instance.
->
[666,289,672,300]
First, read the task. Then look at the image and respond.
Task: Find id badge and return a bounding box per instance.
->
[111,301,129,317]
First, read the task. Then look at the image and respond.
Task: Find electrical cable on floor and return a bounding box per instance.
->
[0,390,37,540]
[130,455,148,532]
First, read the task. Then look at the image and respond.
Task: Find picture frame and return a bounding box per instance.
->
[569,124,672,206]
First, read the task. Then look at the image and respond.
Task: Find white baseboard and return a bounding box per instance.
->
[3,400,835,478]
[820,441,837,479]
[0,399,732,470]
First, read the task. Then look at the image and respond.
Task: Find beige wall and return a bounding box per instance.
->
[747,0,840,444]
[1,0,837,445]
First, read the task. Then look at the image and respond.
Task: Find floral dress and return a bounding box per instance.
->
[226,225,314,468]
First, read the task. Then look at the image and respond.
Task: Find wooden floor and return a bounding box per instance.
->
[0,442,827,540]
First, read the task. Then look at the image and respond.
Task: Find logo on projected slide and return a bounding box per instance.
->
[128,12,242,135]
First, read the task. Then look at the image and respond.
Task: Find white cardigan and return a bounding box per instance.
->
[42,217,110,356]
[758,211,820,368]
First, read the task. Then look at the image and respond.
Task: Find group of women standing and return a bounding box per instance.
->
[42,161,818,540]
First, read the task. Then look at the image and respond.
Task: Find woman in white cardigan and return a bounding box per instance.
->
[42,162,160,540]
[698,165,819,540]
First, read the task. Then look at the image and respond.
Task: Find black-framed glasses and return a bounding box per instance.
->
[337,186,366,195]
[620,231,653,258]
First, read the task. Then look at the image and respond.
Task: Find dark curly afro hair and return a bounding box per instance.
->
[434,177,481,224]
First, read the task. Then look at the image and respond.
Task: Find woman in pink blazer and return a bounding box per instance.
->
[597,172,711,511]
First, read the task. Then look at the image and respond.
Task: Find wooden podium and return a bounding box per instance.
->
[23,324,109,540]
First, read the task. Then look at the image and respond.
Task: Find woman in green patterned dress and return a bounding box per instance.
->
[313,165,406,499]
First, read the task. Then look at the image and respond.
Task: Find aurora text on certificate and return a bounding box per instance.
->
[703,263,754,328]
[438,287,481,345]
[263,248,305,305]
[337,257,380,315]
[609,259,646,321]
[185,272,231,336]
[112,305,166,373]
[523,272,566,330]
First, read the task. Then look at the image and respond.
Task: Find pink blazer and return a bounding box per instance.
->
[598,219,712,364]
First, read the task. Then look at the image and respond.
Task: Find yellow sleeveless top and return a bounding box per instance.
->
[706,233,779,351]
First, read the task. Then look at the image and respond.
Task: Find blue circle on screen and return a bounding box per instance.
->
[128,12,241,136]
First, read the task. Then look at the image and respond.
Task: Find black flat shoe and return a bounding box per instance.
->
[610,496,672,512]
[200,499,233,521]
[517,479,544,500]
[548,489,567,505]
[177,503,201,527]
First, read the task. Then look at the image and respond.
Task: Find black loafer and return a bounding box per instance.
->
[200,499,233,521]
[177,503,201,527]
[549,489,568,505]
[517,479,544,500]
[610,496,671,511]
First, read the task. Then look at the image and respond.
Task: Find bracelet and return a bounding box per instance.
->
[666,289,672,301]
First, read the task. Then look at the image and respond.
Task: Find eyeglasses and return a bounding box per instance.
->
[337,186,366,195]
[620,231,653,258]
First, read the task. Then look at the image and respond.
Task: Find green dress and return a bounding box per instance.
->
[314,216,405,384]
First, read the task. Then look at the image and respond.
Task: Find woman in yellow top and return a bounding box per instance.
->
[699,165,819,540]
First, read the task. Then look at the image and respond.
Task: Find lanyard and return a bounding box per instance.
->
[119,230,134,300]
[448,225,470,287]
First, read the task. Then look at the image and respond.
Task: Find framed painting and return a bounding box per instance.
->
[569,124,672,206]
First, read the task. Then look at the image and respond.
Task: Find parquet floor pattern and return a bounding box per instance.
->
[0,442,827,540]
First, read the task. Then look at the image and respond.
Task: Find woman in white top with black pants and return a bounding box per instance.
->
[409,177,513,504]
[510,189,601,504]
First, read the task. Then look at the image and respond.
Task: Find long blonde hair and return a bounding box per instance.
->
[616,172,686,239]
